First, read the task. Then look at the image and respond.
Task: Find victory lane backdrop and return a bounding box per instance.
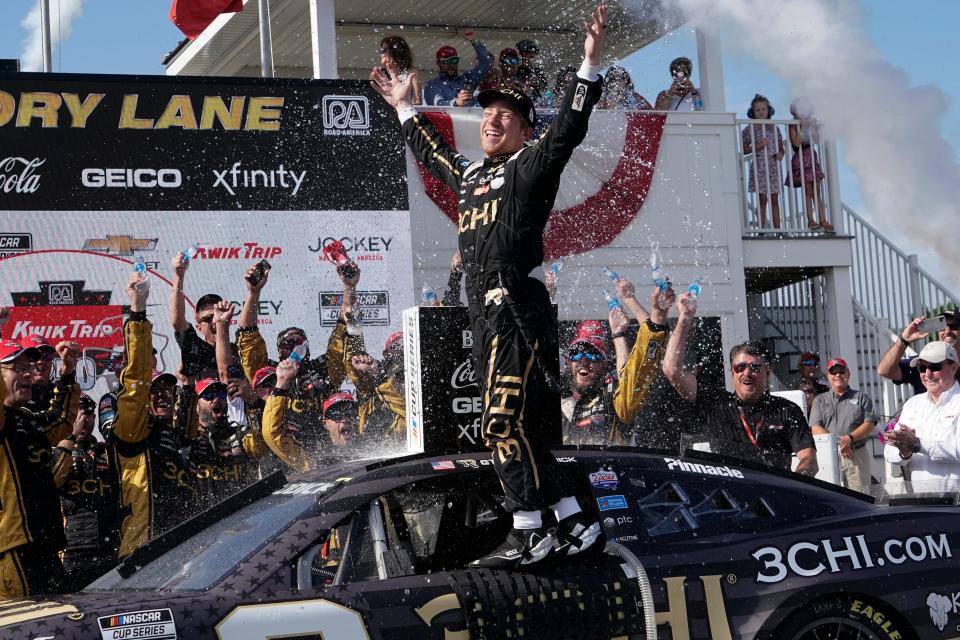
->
[0,73,407,210]
[0,73,415,401]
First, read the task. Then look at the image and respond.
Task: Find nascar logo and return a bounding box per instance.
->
[98,608,176,640]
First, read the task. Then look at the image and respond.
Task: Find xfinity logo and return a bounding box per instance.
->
[664,457,744,479]
[213,162,306,196]
[81,168,181,188]
[322,95,371,135]
[0,157,44,194]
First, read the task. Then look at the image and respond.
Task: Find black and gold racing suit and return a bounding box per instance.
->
[0,381,72,597]
[60,440,119,590]
[562,320,668,446]
[402,71,603,512]
[25,376,81,445]
[236,322,348,454]
[110,314,196,559]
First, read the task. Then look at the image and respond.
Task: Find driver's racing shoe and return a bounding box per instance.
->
[554,512,602,557]
[471,526,556,569]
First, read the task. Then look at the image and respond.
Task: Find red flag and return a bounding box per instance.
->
[170,0,244,40]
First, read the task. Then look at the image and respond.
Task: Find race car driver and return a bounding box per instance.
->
[236,262,349,454]
[562,283,672,446]
[111,273,197,558]
[0,339,73,597]
[371,5,610,567]
[345,330,407,448]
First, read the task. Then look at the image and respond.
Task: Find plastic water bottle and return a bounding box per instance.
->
[182,243,200,262]
[687,277,703,299]
[602,267,620,284]
[289,341,309,364]
[603,289,622,311]
[650,252,669,292]
[693,91,703,111]
[345,310,363,337]
[550,257,566,277]
[133,256,149,291]
[421,283,438,306]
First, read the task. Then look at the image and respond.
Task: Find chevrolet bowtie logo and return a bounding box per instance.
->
[82,235,158,256]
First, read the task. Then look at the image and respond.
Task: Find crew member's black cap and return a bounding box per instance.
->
[477,87,537,128]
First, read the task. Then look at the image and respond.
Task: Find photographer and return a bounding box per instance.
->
[654,57,703,111]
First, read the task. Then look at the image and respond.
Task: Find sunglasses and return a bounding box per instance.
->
[918,362,946,373]
[799,359,819,366]
[1,362,36,374]
[439,57,459,65]
[569,350,603,362]
[501,57,520,65]
[280,337,306,349]
[379,47,388,55]
[199,389,227,401]
[326,411,358,422]
[733,362,765,374]
[828,367,848,375]
[947,322,960,330]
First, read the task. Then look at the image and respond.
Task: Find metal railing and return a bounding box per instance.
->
[842,203,959,331]
[760,277,827,357]
[852,301,914,421]
[736,118,839,235]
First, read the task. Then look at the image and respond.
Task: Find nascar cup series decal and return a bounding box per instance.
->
[753,533,952,583]
[98,608,176,640]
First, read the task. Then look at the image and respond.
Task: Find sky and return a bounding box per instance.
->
[0,0,956,292]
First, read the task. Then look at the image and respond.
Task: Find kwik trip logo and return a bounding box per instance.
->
[0,157,44,194]
[321,95,371,136]
[213,162,306,196]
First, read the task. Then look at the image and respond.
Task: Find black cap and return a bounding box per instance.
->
[477,87,537,128]
[516,39,539,54]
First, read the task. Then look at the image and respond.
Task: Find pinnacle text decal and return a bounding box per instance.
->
[753,533,952,584]
[664,457,745,479]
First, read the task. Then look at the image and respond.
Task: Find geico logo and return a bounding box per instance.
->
[66,478,111,495]
[753,533,953,584]
[307,236,394,253]
[452,396,482,414]
[196,463,241,481]
[81,168,181,188]
[664,457,744,479]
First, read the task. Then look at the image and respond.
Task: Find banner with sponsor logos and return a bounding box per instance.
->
[0,73,412,400]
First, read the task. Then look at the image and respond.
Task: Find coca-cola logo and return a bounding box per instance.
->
[451,358,477,390]
[0,157,44,194]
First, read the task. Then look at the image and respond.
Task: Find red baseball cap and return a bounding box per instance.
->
[252,366,277,389]
[195,377,227,396]
[151,370,178,386]
[436,45,458,62]
[323,391,357,414]
[0,340,40,363]
[826,358,848,371]
[799,352,819,362]
[383,330,403,355]
[20,334,56,353]
[567,320,609,360]
[499,47,520,62]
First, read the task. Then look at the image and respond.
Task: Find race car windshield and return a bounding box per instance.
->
[86,493,317,592]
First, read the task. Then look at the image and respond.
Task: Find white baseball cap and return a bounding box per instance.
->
[910,341,959,367]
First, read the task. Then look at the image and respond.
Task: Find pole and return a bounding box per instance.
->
[39,0,53,72]
[258,0,275,78]
[309,0,339,79]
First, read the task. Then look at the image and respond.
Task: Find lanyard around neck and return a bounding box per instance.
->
[737,406,763,447]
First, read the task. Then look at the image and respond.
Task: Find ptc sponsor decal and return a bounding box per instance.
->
[664,457,745,479]
[0,156,44,194]
[451,358,477,390]
[97,608,176,640]
[81,168,181,189]
[589,468,619,490]
[213,162,306,196]
[308,236,394,262]
[192,242,281,260]
[319,290,390,327]
[82,235,157,256]
[322,95,371,136]
[597,495,628,511]
[0,232,32,258]
[753,533,952,584]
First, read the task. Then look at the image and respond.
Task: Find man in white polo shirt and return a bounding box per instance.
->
[884,341,960,487]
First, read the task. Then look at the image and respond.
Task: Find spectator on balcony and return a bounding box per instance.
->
[479,48,525,93]
[516,39,547,103]
[654,57,702,111]
[544,66,578,108]
[741,95,784,229]
[599,66,652,110]
[809,357,877,494]
[785,100,832,231]
[792,351,829,395]
[884,341,960,486]
[878,310,960,395]
[663,293,818,475]
[379,36,421,105]
[423,30,492,107]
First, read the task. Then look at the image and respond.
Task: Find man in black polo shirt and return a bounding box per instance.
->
[662,292,818,474]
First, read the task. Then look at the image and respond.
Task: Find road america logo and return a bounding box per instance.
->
[322,95,371,136]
